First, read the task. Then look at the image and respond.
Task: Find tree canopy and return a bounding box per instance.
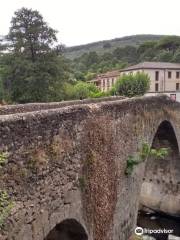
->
[63,81,105,100]
[8,8,57,61]
[70,36,180,83]
[1,7,69,103]
[113,72,150,97]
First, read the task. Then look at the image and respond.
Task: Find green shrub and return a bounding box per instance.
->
[0,152,8,168]
[0,190,13,228]
[113,72,150,97]
[125,142,169,175]
[63,81,105,100]
[89,91,109,98]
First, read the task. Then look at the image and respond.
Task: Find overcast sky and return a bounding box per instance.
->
[1,0,180,46]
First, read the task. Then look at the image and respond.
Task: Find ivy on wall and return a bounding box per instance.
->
[0,190,13,228]
[0,153,8,168]
[0,152,14,228]
[125,142,169,175]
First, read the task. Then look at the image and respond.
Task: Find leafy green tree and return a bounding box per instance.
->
[101,52,113,61]
[172,48,180,63]
[103,42,111,49]
[114,72,150,97]
[74,71,86,81]
[0,74,4,102]
[156,36,180,53]
[84,72,96,81]
[137,41,157,55]
[139,47,157,61]
[73,81,99,99]
[156,50,173,62]
[113,46,138,63]
[8,8,57,61]
[62,82,75,100]
[86,51,99,66]
[2,7,69,103]
[63,81,103,100]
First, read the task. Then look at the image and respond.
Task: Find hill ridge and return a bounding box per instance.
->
[64,34,167,59]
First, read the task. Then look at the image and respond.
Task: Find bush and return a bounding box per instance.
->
[73,82,96,99]
[63,81,105,100]
[125,142,169,175]
[114,72,150,97]
[89,91,109,98]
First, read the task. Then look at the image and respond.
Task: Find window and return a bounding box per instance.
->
[102,79,105,90]
[155,71,159,81]
[103,79,105,87]
[176,83,180,90]
[176,72,180,79]
[168,71,172,78]
[112,78,114,85]
[107,79,110,89]
[155,83,159,92]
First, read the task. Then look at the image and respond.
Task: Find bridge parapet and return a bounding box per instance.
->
[0,96,126,115]
[0,95,179,240]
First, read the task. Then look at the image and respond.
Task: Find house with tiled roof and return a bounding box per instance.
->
[90,62,180,101]
[89,70,121,92]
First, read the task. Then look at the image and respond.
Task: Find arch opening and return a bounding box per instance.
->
[137,120,180,238]
[140,120,180,215]
[151,120,179,153]
[44,219,88,240]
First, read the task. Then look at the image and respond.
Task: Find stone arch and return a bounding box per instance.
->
[44,218,88,240]
[150,120,179,152]
[140,120,180,216]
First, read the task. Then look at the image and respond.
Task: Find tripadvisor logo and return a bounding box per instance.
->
[135,227,143,235]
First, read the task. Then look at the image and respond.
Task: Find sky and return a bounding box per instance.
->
[1,0,180,47]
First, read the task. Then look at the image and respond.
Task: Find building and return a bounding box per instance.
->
[121,62,180,101]
[89,70,121,92]
[90,62,180,101]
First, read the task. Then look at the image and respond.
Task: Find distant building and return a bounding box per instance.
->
[90,62,180,101]
[89,70,121,92]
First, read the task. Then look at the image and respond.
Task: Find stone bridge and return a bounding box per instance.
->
[0,95,180,240]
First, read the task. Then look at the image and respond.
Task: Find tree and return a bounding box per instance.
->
[156,36,180,53]
[73,81,99,99]
[137,41,157,55]
[172,48,180,63]
[113,72,150,97]
[2,8,68,103]
[103,42,111,49]
[63,81,103,100]
[113,46,138,63]
[84,72,96,81]
[156,50,173,62]
[8,8,57,61]
[84,51,99,67]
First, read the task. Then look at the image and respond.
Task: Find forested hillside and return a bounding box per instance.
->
[70,35,180,81]
[65,35,165,59]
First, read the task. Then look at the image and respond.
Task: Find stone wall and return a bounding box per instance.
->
[0,95,179,240]
[0,96,125,115]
